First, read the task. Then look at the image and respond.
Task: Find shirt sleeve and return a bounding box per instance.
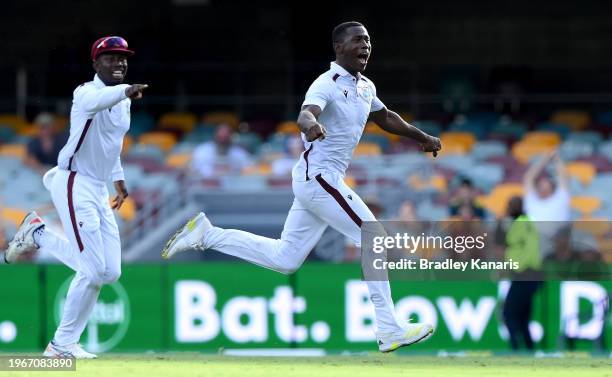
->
[110,156,125,182]
[302,76,333,111]
[74,83,130,116]
[369,82,385,113]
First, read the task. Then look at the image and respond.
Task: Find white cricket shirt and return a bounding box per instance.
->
[292,62,385,181]
[57,74,131,182]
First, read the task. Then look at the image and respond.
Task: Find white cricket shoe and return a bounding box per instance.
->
[43,341,97,359]
[4,211,44,264]
[377,323,434,353]
[162,212,212,259]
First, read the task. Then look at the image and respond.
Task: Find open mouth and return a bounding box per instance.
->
[357,52,369,65]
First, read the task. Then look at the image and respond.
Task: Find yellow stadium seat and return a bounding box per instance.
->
[158,112,197,133]
[0,114,28,131]
[522,131,561,146]
[0,144,27,159]
[354,142,381,156]
[17,125,38,137]
[166,153,192,169]
[344,175,356,188]
[566,162,596,186]
[242,163,272,175]
[1,208,27,228]
[440,132,476,151]
[121,135,133,155]
[138,132,177,153]
[364,122,400,142]
[408,174,447,193]
[108,197,136,222]
[435,140,469,157]
[276,121,300,135]
[511,141,556,164]
[571,196,602,216]
[551,110,590,130]
[482,183,525,218]
[202,112,240,129]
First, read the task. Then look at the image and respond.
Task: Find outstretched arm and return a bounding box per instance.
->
[297,105,327,142]
[523,151,555,192]
[553,152,569,190]
[369,108,441,156]
[77,84,148,115]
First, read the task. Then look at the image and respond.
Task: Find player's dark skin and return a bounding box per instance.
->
[297,25,441,156]
[92,52,149,210]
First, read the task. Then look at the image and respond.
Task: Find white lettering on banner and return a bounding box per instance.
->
[175,280,220,342]
[345,280,376,342]
[394,296,438,330]
[437,297,496,341]
[269,287,308,342]
[561,281,607,340]
[222,297,267,343]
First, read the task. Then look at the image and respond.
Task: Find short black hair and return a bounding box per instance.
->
[332,21,364,43]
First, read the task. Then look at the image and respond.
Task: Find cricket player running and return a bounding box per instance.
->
[3,36,148,358]
[162,22,441,352]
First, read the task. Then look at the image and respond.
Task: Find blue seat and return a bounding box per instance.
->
[536,122,571,139]
[471,141,508,160]
[559,140,594,161]
[567,131,603,146]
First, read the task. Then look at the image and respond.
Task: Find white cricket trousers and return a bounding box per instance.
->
[38,168,121,345]
[204,171,403,333]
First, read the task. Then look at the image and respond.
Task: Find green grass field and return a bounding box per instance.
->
[1,354,610,377]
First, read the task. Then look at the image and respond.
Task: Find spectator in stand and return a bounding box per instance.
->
[191,124,253,178]
[449,177,485,219]
[25,113,68,174]
[523,150,571,257]
[271,135,304,176]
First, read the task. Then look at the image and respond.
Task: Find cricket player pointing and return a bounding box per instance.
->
[3,36,148,358]
[162,22,440,352]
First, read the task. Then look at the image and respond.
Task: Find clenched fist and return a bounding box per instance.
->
[305,123,327,142]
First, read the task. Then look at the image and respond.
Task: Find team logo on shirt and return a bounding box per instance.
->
[357,85,373,102]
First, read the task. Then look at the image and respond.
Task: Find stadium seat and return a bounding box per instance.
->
[122,134,133,155]
[408,174,447,193]
[233,132,263,154]
[242,163,272,175]
[522,131,561,146]
[165,153,191,169]
[565,162,597,186]
[436,154,474,174]
[416,201,450,221]
[511,141,556,164]
[276,121,300,135]
[17,125,38,137]
[471,141,508,160]
[598,141,612,163]
[360,134,390,153]
[482,183,524,218]
[463,163,504,192]
[1,207,27,228]
[184,126,216,144]
[440,132,476,151]
[536,122,571,139]
[354,142,382,156]
[0,144,27,159]
[559,140,594,161]
[574,217,611,238]
[138,132,177,153]
[567,131,603,146]
[202,111,240,129]
[221,175,268,191]
[571,196,602,216]
[550,110,591,130]
[0,114,28,131]
[364,121,400,142]
[126,144,166,163]
[158,112,197,133]
[0,126,16,143]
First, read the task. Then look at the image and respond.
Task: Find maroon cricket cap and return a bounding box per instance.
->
[91,36,135,61]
